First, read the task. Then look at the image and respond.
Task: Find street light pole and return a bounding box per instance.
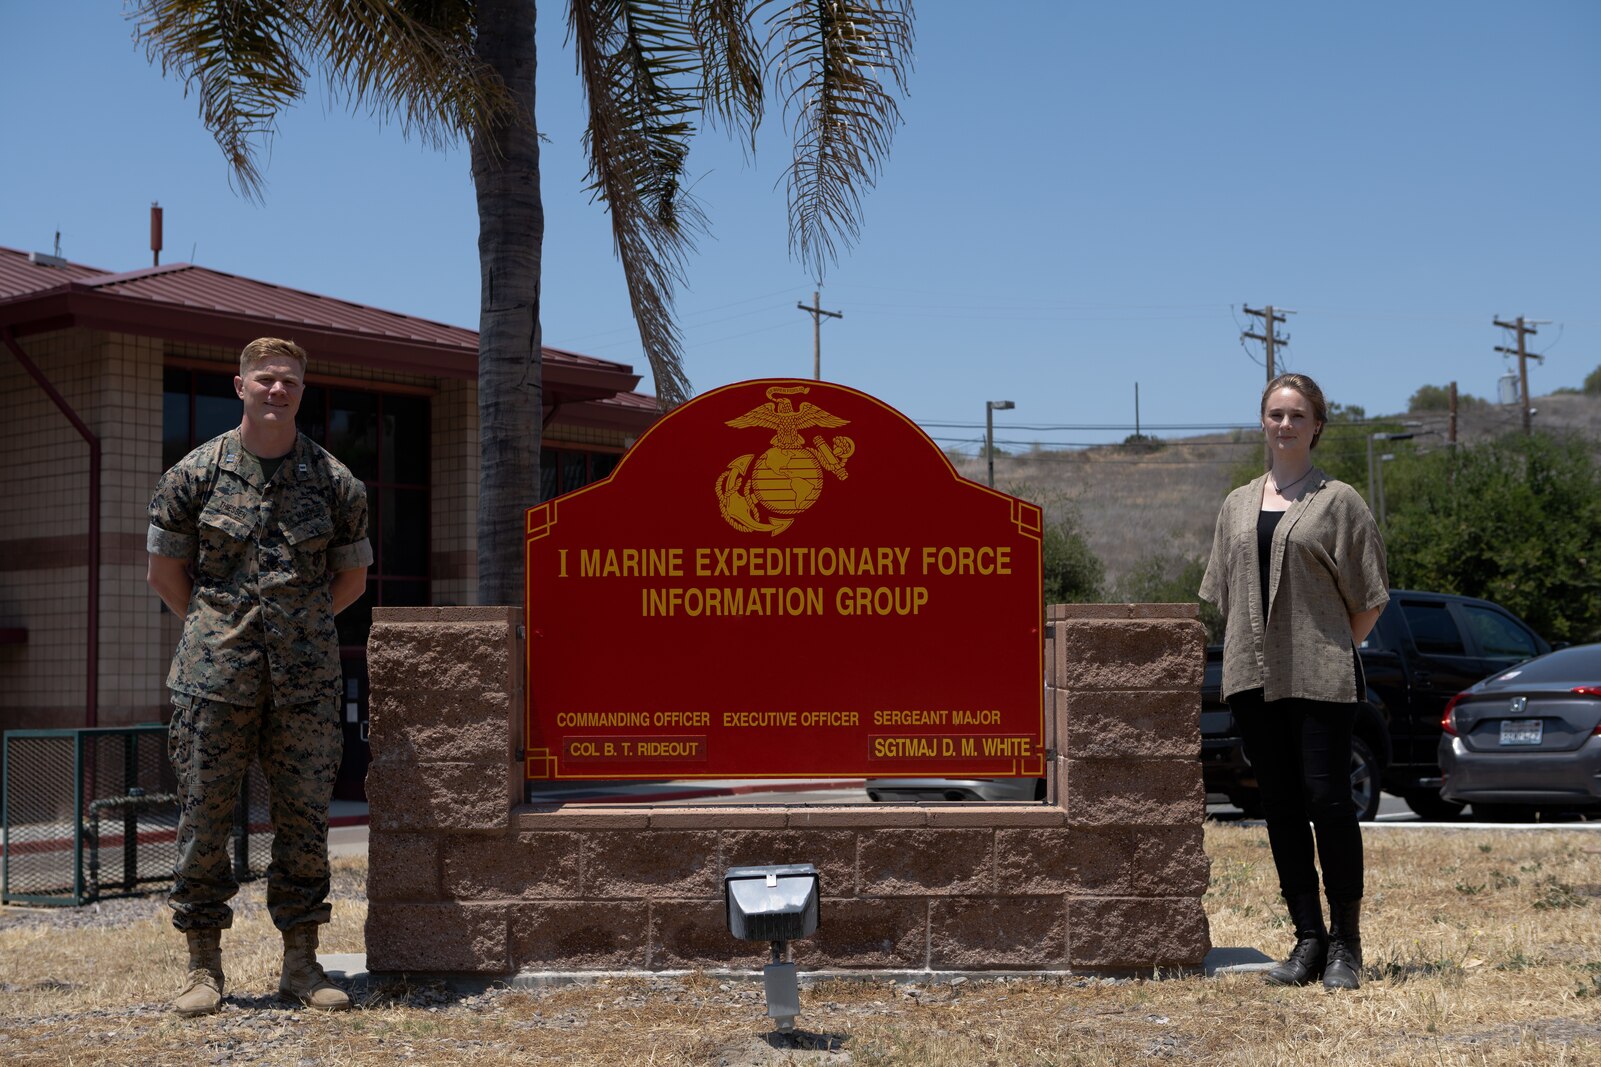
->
[1367,431,1415,521]
[986,400,1014,487]
[1377,453,1394,527]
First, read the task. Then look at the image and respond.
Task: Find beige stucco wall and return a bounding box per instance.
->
[0,328,167,730]
[0,331,440,733]
[2,326,648,734]
[430,377,478,605]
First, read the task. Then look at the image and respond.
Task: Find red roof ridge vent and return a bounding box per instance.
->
[79,261,196,287]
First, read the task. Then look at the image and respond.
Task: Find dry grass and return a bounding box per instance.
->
[956,436,1247,584]
[3,825,1601,1065]
[960,392,1601,587]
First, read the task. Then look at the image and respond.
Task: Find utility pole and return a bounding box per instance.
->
[1448,381,1458,448]
[1493,315,1549,435]
[796,291,842,380]
[1243,304,1293,466]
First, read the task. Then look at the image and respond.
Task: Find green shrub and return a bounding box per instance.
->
[1005,483,1106,604]
[1115,552,1223,643]
[1409,385,1488,411]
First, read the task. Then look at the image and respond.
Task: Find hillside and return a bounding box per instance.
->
[955,392,1601,589]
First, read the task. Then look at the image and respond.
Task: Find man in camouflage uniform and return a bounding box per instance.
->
[147,337,371,1017]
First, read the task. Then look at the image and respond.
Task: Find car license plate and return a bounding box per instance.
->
[1499,719,1542,745]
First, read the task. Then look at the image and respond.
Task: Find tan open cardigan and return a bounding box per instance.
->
[1199,469,1389,704]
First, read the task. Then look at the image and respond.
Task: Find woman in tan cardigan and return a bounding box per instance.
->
[1200,373,1389,991]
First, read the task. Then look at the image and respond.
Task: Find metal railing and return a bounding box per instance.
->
[2,725,271,906]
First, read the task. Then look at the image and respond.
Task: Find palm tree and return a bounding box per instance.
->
[132,0,913,604]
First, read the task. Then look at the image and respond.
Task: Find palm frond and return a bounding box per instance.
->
[310,0,519,151]
[568,0,705,406]
[130,0,310,201]
[764,0,914,279]
[689,0,764,148]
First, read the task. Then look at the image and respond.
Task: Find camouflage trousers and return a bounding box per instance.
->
[167,690,342,932]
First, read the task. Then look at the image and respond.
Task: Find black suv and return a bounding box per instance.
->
[1201,590,1551,820]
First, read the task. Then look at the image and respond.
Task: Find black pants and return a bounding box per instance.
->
[1229,689,1364,902]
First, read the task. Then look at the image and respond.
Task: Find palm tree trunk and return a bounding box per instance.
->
[472,0,542,605]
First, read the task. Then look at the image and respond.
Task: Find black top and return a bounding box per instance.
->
[1260,507,1367,696]
[1257,509,1284,614]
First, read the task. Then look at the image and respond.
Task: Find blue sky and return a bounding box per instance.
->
[2,1,1596,450]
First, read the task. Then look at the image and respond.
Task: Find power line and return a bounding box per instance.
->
[582,302,790,351]
[691,319,800,350]
[560,285,796,343]
[916,420,1260,431]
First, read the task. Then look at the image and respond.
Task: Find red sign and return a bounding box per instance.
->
[524,380,1044,780]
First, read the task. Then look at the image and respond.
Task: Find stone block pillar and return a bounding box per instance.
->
[365,606,523,973]
[1046,603,1210,969]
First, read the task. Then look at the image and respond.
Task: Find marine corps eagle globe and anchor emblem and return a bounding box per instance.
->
[716,385,856,534]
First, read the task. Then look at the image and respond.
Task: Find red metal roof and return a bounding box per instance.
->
[0,246,653,405]
[0,246,108,299]
[80,261,482,351]
[541,343,642,371]
[552,389,664,433]
[598,390,663,412]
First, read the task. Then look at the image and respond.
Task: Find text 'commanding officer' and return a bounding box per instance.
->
[147,337,372,1018]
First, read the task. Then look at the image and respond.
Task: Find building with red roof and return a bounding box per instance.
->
[0,243,658,795]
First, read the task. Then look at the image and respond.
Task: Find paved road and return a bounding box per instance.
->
[1207,791,1601,829]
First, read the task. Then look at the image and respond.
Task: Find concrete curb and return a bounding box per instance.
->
[321,947,1275,992]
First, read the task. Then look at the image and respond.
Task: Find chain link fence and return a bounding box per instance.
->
[2,725,271,906]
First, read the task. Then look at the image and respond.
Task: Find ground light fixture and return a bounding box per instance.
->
[723,863,821,1033]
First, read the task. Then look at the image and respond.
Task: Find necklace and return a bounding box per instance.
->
[1271,466,1314,494]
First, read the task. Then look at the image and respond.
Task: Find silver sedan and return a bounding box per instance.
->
[1439,643,1601,816]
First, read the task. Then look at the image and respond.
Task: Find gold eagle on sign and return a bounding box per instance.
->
[715,386,855,535]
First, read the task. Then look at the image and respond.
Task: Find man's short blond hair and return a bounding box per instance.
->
[239,337,309,377]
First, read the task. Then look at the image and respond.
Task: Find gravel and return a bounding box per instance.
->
[0,865,365,932]
[0,893,170,932]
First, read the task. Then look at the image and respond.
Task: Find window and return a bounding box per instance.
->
[1399,600,1466,656]
[1499,643,1601,683]
[540,446,621,501]
[1357,622,1388,652]
[1462,605,1538,659]
[162,367,430,646]
[162,368,240,469]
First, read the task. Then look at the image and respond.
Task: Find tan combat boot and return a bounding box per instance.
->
[278,924,351,1011]
[173,928,225,1017]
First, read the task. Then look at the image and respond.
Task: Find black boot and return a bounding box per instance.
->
[1264,891,1327,986]
[1323,898,1363,990]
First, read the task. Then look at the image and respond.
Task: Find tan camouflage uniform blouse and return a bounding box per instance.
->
[148,429,373,706]
[1199,469,1389,704]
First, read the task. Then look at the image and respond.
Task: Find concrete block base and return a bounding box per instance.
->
[365,605,1211,977]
